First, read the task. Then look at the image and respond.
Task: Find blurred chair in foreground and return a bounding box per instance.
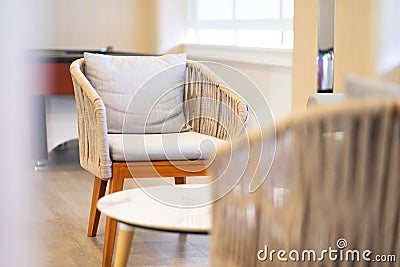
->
[210,99,400,266]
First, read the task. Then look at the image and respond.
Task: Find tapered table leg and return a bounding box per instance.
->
[114,223,135,267]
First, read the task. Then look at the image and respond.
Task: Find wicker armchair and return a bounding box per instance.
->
[70,57,248,267]
[210,99,400,267]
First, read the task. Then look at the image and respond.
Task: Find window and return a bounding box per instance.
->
[186,0,294,49]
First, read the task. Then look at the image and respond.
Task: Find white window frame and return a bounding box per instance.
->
[186,0,294,49]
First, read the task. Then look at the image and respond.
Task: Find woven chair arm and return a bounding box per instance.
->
[184,60,248,140]
[70,58,112,179]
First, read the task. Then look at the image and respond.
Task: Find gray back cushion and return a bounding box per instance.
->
[84,52,187,133]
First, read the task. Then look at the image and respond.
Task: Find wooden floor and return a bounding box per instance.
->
[35,141,211,267]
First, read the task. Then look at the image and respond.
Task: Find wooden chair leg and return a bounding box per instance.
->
[103,217,118,267]
[174,176,186,184]
[114,224,135,267]
[103,170,125,267]
[87,176,108,237]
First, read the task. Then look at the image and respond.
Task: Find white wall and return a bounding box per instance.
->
[35,0,186,53]
[185,45,292,124]
[375,0,400,83]
[222,62,292,122]
[35,0,137,51]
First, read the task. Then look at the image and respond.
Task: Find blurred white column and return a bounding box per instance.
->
[0,0,47,266]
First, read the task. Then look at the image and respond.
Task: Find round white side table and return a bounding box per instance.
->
[97,185,211,266]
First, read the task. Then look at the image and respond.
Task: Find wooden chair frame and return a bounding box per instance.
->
[89,161,208,266]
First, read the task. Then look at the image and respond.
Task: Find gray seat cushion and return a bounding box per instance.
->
[108,132,226,161]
